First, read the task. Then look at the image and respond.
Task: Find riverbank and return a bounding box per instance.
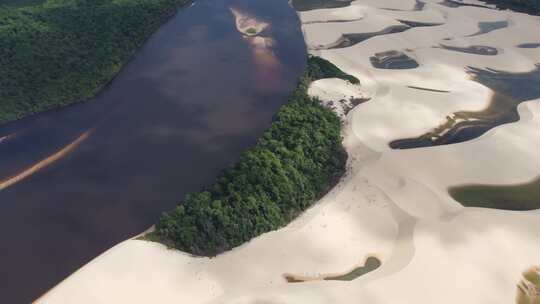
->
[0,0,190,125]
[0,0,307,302]
[36,0,540,303]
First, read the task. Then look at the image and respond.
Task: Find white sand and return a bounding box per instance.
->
[37,1,540,303]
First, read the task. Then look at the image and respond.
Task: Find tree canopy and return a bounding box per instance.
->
[0,0,188,124]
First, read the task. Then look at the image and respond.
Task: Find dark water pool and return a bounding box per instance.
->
[390,65,540,149]
[291,0,352,12]
[0,0,306,302]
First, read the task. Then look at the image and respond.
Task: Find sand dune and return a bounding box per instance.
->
[37,0,540,303]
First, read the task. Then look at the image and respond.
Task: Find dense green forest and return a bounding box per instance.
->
[154,56,356,256]
[482,0,540,14]
[0,0,188,124]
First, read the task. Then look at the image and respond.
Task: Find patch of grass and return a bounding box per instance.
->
[0,0,189,125]
[449,176,540,210]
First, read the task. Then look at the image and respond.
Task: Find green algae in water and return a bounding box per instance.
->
[390,64,540,149]
[449,176,540,211]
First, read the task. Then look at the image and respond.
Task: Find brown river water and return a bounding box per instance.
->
[0,0,306,302]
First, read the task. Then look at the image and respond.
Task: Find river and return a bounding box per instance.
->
[0,0,306,302]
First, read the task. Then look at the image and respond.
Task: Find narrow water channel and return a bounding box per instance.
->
[0,0,306,302]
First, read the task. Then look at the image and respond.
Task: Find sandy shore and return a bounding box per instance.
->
[37,1,540,303]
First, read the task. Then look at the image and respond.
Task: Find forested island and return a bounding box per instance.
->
[0,0,188,124]
[153,56,359,256]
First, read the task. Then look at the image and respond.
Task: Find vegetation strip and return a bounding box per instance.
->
[0,0,190,124]
[152,56,356,256]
